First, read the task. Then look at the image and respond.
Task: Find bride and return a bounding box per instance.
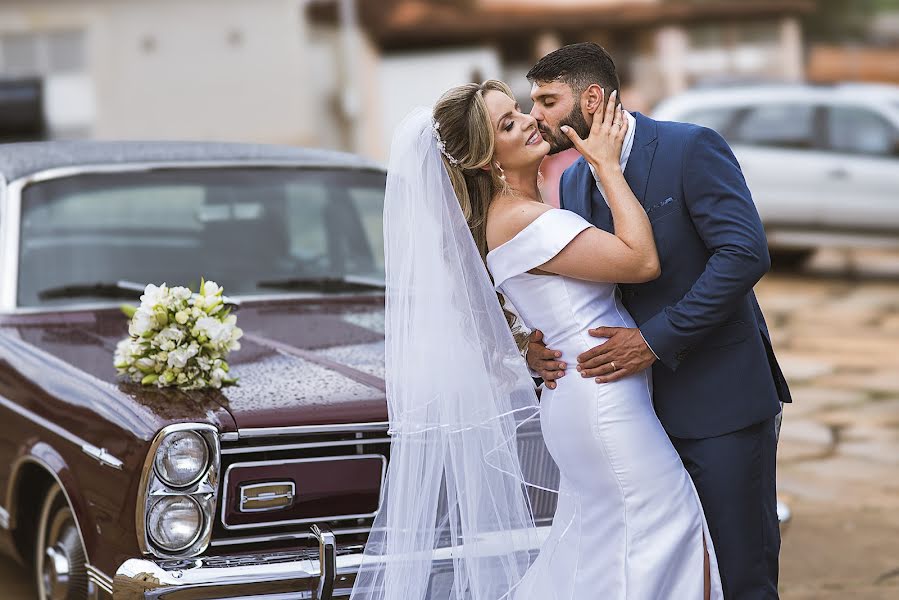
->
[351,80,723,600]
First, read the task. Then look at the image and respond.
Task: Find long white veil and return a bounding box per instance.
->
[350,109,571,600]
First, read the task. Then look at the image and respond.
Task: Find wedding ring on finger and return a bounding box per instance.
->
[610,361,617,371]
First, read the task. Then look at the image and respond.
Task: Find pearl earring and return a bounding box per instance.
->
[496,162,506,181]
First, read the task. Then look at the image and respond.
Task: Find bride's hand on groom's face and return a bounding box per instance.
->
[526,329,566,390]
[561,89,627,177]
[577,326,656,383]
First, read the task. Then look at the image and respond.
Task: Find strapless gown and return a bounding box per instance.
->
[487,208,723,599]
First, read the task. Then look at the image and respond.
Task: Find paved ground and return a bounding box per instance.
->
[2,247,898,599]
[766,248,899,599]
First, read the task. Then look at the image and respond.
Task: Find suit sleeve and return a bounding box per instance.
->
[639,126,770,371]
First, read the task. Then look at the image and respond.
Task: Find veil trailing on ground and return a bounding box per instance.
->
[349,109,570,600]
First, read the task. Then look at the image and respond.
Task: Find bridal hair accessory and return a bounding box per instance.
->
[431,118,461,166]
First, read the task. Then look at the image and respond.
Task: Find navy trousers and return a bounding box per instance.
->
[670,416,780,599]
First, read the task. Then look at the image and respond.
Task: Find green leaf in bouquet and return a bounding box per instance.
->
[120,304,138,319]
[141,374,159,385]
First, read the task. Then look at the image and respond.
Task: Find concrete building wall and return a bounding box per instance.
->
[0,0,315,145]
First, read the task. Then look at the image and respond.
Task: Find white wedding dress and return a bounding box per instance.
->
[487,208,724,599]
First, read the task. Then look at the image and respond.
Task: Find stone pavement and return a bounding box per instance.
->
[1,249,897,599]
[760,249,899,599]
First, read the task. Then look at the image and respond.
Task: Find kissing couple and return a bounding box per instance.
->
[352,42,792,600]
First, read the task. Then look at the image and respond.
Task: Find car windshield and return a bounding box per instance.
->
[18,167,386,308]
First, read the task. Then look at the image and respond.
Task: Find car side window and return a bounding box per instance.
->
[827,106,898,157]
[731,103,817,149]
[681,107,741,137]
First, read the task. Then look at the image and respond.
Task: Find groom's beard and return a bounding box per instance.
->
[540,105,591,155]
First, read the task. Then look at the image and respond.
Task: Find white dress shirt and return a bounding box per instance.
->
[585,109,659,360]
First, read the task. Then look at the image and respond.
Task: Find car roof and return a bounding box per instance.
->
[0,140,384,183]
[655,82,899,109]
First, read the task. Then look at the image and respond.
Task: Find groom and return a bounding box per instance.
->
[525,43,792,599]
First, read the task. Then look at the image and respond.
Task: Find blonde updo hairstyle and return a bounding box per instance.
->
[432,80,528,350]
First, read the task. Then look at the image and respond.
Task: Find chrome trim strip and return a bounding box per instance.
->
[10,160,384,188]
[209,526,373,548]
[81,443,124,470]
[220,436,391,455]
[86,564,114,594]
[221,455,387,531]
[3,160,385,314]
[236,422,389,438]
[1,173,21,312]
[0,171,7,311]
[0,505,9,529]
[0,395,125,470]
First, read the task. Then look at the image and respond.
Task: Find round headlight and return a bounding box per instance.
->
[154,431,209,488]
[147,495,203,552]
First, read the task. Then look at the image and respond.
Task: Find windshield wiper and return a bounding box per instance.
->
[256,276,385,293]
[37,280,148,301]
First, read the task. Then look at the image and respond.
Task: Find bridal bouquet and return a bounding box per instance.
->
[114,279,243,390]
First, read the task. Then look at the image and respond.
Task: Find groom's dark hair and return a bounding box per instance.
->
[526,42,620,100]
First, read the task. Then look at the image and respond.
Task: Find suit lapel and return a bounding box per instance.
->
[623,113,659,211]
[563,156,596,222]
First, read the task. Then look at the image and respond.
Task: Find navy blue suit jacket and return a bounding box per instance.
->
[559,113,791,439]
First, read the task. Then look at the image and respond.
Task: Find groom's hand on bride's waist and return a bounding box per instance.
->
[577,327,657,383]
[526,330,567,390]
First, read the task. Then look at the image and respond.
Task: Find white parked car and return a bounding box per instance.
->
[653,83,899,266]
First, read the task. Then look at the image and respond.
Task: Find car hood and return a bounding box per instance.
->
[1,296,387,435]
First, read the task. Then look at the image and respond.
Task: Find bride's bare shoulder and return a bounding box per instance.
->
[486,199,554,252]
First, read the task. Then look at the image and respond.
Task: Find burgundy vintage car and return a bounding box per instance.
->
[0,141,565,599]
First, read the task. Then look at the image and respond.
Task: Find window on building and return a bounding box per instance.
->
[0,30,86,76]
[0,32,40,76]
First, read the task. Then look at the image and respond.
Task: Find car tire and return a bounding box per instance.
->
[35,482,89,600]
[770,248,815,270]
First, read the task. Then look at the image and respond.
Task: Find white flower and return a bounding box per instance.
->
[140,283,168,307]
[135,357,156,372]
[202,280,221,297]
[129,307,156,337]
[175,310,189,325]
[156,326,185,346]
[210,368,227,387]
[195,316,232,346]
[171,286,192,301]
[167,345,198,369]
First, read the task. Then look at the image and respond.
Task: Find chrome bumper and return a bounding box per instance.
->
[113,525,354,599]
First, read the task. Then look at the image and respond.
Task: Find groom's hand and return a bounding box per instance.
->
[577,327,656,383]
[526,329,566,390]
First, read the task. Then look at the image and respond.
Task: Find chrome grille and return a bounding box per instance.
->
[213,424,391,550]
[211,420,559,551]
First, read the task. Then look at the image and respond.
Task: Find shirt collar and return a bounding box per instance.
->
[587,109,637,196]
